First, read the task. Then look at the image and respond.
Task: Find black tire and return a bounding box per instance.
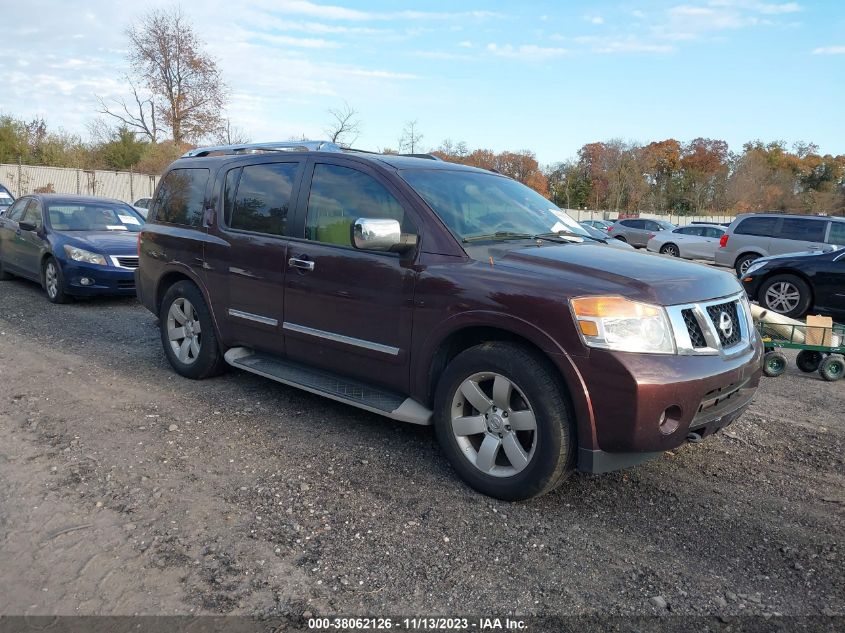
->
[159,280,227,379]
[762,351,788,377]
[614,236,628,243]
[818,356,844,382]
[433,342,575,501]
[0,258,12,280]
[796,350,823,373]
[659,243,679,257]
[735,253,760,276]
[758,274,812,319]
[42,256,70,304]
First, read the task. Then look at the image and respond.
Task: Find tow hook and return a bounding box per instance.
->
[686,431,704,443]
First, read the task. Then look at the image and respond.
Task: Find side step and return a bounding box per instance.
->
[224,348,432,425]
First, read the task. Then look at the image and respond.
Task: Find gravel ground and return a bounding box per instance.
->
[0,275,843,623]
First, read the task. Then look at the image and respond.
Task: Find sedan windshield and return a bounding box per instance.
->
[400,169,589,242]
[47,203,144,232]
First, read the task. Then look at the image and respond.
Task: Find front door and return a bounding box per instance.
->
[15,198,46,276]
[204,159,304,356]
[283,160,418,393]
[0,198,30,275]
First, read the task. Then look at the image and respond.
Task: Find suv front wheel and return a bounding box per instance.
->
[159,280,227,379]
[434,342,575,501]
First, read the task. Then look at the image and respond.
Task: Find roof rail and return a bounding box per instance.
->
[399,153,442,161]
[182,140,343,158]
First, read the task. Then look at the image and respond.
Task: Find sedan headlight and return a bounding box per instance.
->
[571,296,676,354]
[743,261,766,276]
[63,245,107,266]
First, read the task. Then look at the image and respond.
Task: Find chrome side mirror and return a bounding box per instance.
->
[352,218,416,253]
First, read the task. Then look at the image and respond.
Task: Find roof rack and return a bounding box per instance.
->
[182,140,343,158]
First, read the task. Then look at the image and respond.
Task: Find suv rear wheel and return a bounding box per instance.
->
[433,342,575,501]
[735,253,760,276]
[159,281,227,379]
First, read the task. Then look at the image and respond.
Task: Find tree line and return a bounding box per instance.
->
[1,6,842,216]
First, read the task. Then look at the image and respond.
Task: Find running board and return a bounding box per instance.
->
[224,347,432,425]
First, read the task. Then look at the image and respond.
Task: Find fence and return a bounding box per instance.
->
[0,162,160,205]
[562,209,736,226]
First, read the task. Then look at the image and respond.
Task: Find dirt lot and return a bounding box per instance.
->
[0,276,843,622]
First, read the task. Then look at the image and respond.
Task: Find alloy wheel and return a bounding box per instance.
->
[167,297,202,365]
[764,281,800,313]
[45,262,59,299]
[450,372,537,478]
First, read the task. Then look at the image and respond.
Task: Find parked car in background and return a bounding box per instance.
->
[137,140,762,501]
[647,223,726,261]
[607,218,676,248]
[580,223,635,250]
[0,194,143,303]
[0,185,14,215]
[133,205,149,220]
[741,247,845,319]
[715,213,845,275]
[580,219,614,232]
[134,197,152,209]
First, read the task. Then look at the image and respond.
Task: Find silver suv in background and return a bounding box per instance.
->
[715,213,845,275]
[607,218,676,248]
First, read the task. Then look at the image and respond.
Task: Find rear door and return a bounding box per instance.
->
[282,158,418,393]
[770,217,829,256]
[204,159,304,356]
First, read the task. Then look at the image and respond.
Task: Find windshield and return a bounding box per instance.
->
[400,169,589,241]
[47,203,144,232]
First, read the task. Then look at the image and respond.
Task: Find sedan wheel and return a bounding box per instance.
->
[659,243,679,257]
[43,257,69,304]
[764,281,801,314]
[759,274,812,318]
[450,372,538,477]
[166,297,202,365]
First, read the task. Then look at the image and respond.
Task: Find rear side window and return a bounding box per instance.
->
[154,168,209,226]
[776,218,826,242]
[827,222,845,245]
[703,227,725,238]
[735,216,778,237]
[620,219,641,228]
[305,164,409,247]
[225,162,299,236]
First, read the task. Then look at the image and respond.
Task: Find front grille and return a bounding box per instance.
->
[115,256,139,269]
[682,309,707,348]
[117,280,136,290]
[706,301,742,347]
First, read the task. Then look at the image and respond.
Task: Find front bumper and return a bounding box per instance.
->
[740,273,765,301]
[573,341,762,473]
[61,261,136,296]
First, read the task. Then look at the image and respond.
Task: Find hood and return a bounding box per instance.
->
[59,230,138,254]
[493,242,742,305]
[754,247,839,266]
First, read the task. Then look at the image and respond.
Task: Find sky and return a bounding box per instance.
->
[0,0,843,164]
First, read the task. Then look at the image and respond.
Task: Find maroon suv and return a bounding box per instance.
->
[136,141,762,500]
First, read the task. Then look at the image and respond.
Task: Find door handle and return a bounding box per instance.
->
[288,257,315,272]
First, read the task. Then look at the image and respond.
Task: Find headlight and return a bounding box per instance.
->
[63,245,107,266]
[744,261,766,276]
[570,296,676,354]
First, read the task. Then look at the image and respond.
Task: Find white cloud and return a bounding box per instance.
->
[485,43,569,59]
[574,36,675,54]
[812,45,845,55]
[584,15,605,25]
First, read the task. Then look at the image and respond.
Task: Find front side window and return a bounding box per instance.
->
[5,198,28,221]
[306,164,411,247]
[46,202,143,232]
[400,169,587,242]
[225,162,298,236]
[735,216,778,237]
[777,218,826,242]
[826,222,845,245]
[154,168,209,226]
[21,200,43,228]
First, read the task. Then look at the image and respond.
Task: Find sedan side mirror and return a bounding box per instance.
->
[18,221,37,232]
[352,218,417,253]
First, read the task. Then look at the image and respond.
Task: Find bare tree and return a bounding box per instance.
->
[97,81,159,143]
[324,102,361,147]
[123,7,226,144]
[213,118,251,145]
[399,120,423,153]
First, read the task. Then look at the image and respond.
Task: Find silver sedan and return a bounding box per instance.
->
[646,224,726,261]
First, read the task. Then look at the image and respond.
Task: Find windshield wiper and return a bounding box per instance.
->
[533,230,606,244]
[462,231,535,243]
